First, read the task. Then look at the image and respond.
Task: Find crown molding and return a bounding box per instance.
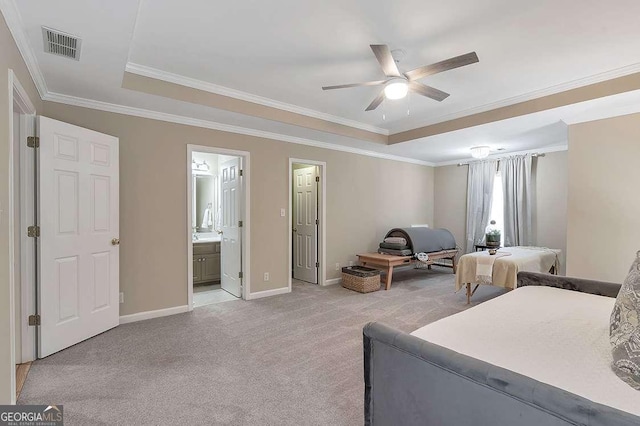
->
[0,0,48,98]
[43,91,434,167]
[125,62,390,136]
[2,0,428,167]
[390,62,640,134]
[433,143,568,167]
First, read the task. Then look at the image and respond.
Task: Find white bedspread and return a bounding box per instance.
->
[411,286,640,417]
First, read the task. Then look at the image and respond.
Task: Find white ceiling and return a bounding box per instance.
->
[7,0,640,164]
[128,0,640,132]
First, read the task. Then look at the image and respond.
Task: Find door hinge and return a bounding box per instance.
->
[27,136,39,148]
[28,314,40,326]
[316,262,320,268]
[238,220,243,228]
[239,271,243,279]
[315,176,320,182]
[27,225,40,238]
[239,169,243,177]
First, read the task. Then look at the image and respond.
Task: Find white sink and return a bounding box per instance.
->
[193,233,220,243]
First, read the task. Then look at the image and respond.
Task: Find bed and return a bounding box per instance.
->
[456,246,560,303]
[363,272,640,426]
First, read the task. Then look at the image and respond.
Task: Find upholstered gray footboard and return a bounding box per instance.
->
[517,271,621,297]
[363,274,638,426]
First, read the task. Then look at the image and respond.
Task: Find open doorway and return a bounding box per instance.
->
[288,159,326,289]
[9,70,37,403]
[187,146,250,308]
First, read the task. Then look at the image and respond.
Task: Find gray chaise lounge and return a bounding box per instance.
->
[363,272,640,426]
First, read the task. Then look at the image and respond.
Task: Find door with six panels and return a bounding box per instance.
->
[38,116,119,357]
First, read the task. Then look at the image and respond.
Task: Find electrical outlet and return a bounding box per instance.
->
[280,208,286,217]
[335,263,340,271]
[348,260,354,267]
[264,272,270,281]
[119,292,124,304]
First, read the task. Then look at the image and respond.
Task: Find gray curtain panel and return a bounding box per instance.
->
[465,160,498,252]
[501,155,533,247]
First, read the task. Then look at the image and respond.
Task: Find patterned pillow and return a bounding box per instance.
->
[610,251,640,390]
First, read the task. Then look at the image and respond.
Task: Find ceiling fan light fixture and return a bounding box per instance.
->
[384,80,408,100]
[470,146,491,159]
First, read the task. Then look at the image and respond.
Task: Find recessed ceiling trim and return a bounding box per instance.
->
[392,61,640,134]
[390,71,640,144]
[43,91,434,167]
[125,62,390,136]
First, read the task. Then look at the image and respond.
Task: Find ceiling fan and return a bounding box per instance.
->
[322,45,479,111]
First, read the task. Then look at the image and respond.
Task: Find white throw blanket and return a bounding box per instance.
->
[475,252,512,284]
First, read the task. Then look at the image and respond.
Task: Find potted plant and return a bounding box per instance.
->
[485,220,501,247]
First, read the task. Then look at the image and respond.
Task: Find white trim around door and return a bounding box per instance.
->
[8,69,37,404]
[186,145,251,309]
[288,158,327,292]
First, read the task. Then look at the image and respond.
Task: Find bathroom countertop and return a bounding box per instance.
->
[193,235,221,243]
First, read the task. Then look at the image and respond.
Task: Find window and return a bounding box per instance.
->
[489,172,504,245]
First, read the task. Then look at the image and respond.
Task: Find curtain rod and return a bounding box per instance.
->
[456,152,545,167]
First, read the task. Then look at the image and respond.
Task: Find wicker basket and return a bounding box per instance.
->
[341,266,381,293]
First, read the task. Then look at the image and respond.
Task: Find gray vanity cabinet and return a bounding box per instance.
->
[193,241,221,283]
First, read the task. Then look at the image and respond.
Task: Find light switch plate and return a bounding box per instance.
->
[280,208,286,217]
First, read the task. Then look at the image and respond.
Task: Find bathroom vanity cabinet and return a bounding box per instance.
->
[193,241,221,283]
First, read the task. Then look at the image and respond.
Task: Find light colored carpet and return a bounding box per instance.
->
[19,267,505,425]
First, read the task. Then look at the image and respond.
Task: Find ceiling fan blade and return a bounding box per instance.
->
[322,80,387,90]
[365,90,386,111]
[409,81,450,102]
[370,44,402,78]
[405,52,479,81]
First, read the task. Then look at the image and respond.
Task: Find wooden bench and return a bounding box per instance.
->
[357,250,458,290]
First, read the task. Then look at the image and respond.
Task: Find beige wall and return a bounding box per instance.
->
[0,14,43,404]
[533,151,568,271]
[42,102,434,315]
[567,113,640,283]
[433,151,568,272]
[434,164,468,252]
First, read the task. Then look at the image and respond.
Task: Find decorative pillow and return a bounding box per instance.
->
[610,251,640,390]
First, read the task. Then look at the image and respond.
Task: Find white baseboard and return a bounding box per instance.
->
[247,287,290,300]
[119,304,190,324]
[325,278,342,286]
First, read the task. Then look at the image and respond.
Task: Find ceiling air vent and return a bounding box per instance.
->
[42,26,82,61]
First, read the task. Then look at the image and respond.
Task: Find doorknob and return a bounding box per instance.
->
[111,238,120,246]
[293,228,297,233]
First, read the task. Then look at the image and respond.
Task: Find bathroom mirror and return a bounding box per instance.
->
[194,175,215,232]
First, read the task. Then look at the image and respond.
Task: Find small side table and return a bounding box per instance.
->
[474,244,501,252]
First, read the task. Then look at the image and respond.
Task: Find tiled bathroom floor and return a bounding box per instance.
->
[193,284,238,307]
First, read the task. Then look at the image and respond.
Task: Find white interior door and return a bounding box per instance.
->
[293,166,318,284]
[220,157,242,298]
[38,116,119,357]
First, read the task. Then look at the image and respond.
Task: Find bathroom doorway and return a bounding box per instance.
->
[187,145,250,308]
